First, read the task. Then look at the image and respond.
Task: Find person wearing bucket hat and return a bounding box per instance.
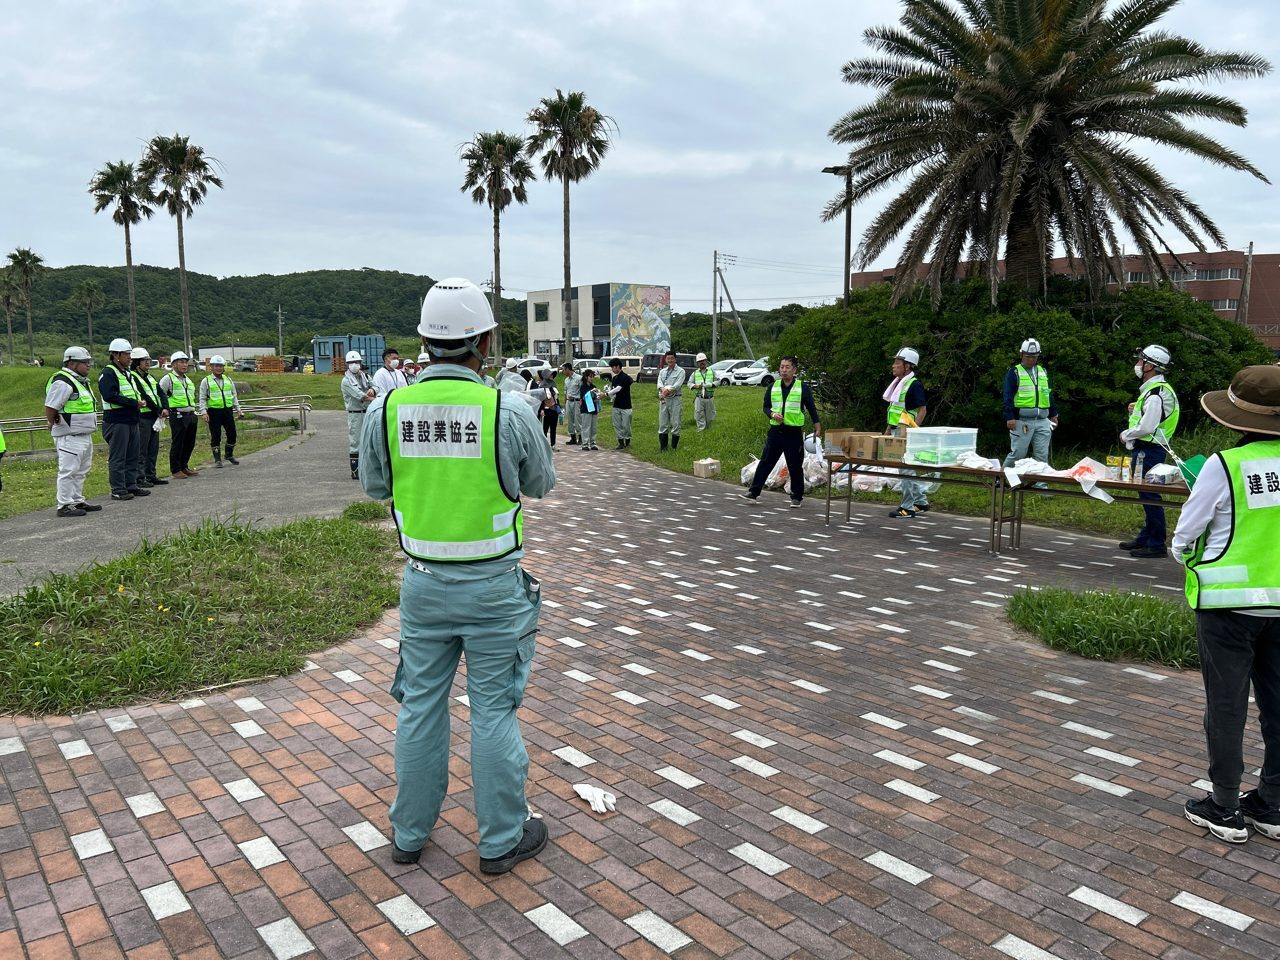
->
[1174,365,1280,844]
[1118,344,1179,558]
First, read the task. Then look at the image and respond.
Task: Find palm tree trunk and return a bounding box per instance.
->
[86,309,95,356]
[176,209,192,356]
[561,168,572,364]
[24,296,34,363]
[5,312,13,366]
[124,220,138,344]
[492,200,503,361]
[1004,202,1043,297]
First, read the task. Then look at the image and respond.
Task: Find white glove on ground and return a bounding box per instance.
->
[573,783,617,814]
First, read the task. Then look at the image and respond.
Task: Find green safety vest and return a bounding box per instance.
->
[1184,440,1280,610]
[205,376,236,409]
[46,369,96,414]
[1013,365,1051,409]
[136,370,162,411]
[167,374,195,408]
[1128,379,1179,443]
[691,369,716,395]
[0,427,5,454]
[383,377,522,563]
[886,374,919,426]
[101,365,140,410]
[770,378,805,427]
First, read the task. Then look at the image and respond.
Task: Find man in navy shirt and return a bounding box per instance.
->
[740,357,821,508]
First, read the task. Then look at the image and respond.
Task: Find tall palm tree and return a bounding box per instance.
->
[827,0,1271,305]
[89,160,153,343]
[0,271,20,366]
[6,248,45,362]
[460,131,535,360]
[71,279,106,355]
[526,90,615,363]
[138,134,224,356]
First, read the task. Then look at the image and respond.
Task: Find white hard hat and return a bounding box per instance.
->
[895,347,920,367]
[1137,344,1171,370]
[417,351,430,364]
[345,350,362,363]
[63,346,92,363]
[417,278,496,355]
[695,352,708,363]
[130,347,150,361]
[504,357,518,369]
[108,338,132,353]
[1019,338,1042,355]
[209,355,227,366]
[170,351,189,362]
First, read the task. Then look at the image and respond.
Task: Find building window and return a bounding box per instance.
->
[1194,268,1242,281]
[534,303,549,325]
[1201,298,1240,310]
[1128,271,1149,283]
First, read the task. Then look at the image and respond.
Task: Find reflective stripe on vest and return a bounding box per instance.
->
[770,378,805,427]
[101,366,139,410]
[384,377,522,563]
[1128,379,1179,443]
[1184,440,1280,610]
[168,375,195,408]
[886,374,917,426]
[136,371,161,410]
[46,369,96,414]
[1013,365,1051,409]
[691,369,715,394]
[206,376,236,409]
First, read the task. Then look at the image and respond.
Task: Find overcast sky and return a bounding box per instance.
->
[3,0,1277,312]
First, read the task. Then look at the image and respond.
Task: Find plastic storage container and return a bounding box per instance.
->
[904,427,978,465]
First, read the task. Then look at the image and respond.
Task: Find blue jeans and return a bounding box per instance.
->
[1134,443,1167,547]
[389,562,542,857]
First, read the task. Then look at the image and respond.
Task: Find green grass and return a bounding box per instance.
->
[342,499,390,522]
[1006,587,1198,669]
[0,426,294,521]
[0,517,402,715]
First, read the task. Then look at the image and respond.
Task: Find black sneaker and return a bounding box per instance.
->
[890,507,915,518]
[1130,546,1167,559]
[1118,538,1143,550]
[75,503,103,513]
[137,480,155,488]
[479,819,548,875]
[127,488,151,497]
[1240,790,1280,839]
[147,476,169,485]
[913,504,930,514]
[391,842,422,864]
[1185,795,1248,843]
[739,492,759,501]
[789,498,802,509]
[227,456,240,465]
[110,492,134,501]
[56,505,87,518]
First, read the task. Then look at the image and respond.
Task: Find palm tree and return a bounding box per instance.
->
[89,160,153,343]
[6,248,45,362]
[138,134,224,355]
[526,90,615,363]
[460,132,536,360]
[71,279,106,355]
[0,271,20,366]
[826,0,1271,305]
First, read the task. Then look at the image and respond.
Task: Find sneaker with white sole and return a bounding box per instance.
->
[1185,794,1248,843]
[1240,789,1280,839]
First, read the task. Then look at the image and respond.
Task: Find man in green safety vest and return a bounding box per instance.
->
[43,345,101,517]
[198,355,243,467]
[359,277,556,875]
[1174,364,1280,844]
[1118,344,1179,558]
[883,347,929,518]
[740,356,822,507]
[159,351,200,478]
[1003,338,1058,468]
[130,347,169,488]
[690,352,716,431]
[98,337,148,500]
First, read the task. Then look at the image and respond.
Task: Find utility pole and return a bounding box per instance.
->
[714,264,753,360]
[276,304,285,356]
[1236,241,1254,326]
[711,250,719,363]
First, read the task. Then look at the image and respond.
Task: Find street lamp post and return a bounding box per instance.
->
[823,164,853,307]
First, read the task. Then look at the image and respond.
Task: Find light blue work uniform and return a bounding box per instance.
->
[359,363,556,858]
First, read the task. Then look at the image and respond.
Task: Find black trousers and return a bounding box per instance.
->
[138,415,160,479]
[542,409,559,445]
[169,411,198,473]
[208,409,237,450]
[1197,609,1280,808]
[749,426,805,500]
[102,420,140,494]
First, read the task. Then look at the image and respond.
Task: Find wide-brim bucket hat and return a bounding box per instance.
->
[1201,365,1280,437]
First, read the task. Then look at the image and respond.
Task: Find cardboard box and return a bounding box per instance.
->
[877,436,907,461]
[825,429,881,459]
[693,458,721,479]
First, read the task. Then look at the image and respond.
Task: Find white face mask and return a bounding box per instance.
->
[1134,362,1145,378]
[348,362,361,373]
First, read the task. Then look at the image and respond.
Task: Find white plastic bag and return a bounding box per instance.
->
[741,460,759,486]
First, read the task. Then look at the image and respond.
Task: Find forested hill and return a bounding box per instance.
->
[21,264,530,355]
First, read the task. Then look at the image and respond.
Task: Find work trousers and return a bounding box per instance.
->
[389,562,542,857]
[345,410,365,455]
[102,420,140,494]
[694,396,716,431]
[1004,415,1052,467]
[891,424,929,510]
[658,395,682,436]
[565,399,580,438]
[541,409,559,446]
[53,434,94,507]
[612,407,632,441]
[1196,609,1280,809]
[138,414,161,480]
[749,425,805,501]
[169,412,197,474]
[580,412,598,447]
[207,409,237,452]
[1134,442,1167,547]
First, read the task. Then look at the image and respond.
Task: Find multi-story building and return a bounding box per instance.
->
[525,283,671,360]
[851,249,1280,350]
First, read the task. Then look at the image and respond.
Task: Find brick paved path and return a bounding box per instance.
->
[3,450,1278,959]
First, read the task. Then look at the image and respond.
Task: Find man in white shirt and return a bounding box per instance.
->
[372,348,408,395]
[43,346,101,517]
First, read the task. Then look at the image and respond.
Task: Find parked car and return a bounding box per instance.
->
[710,358,753,385]
[732,357,774,388]
[637,352,697,383]
[233,358,258,373]
[574,354,641,384]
